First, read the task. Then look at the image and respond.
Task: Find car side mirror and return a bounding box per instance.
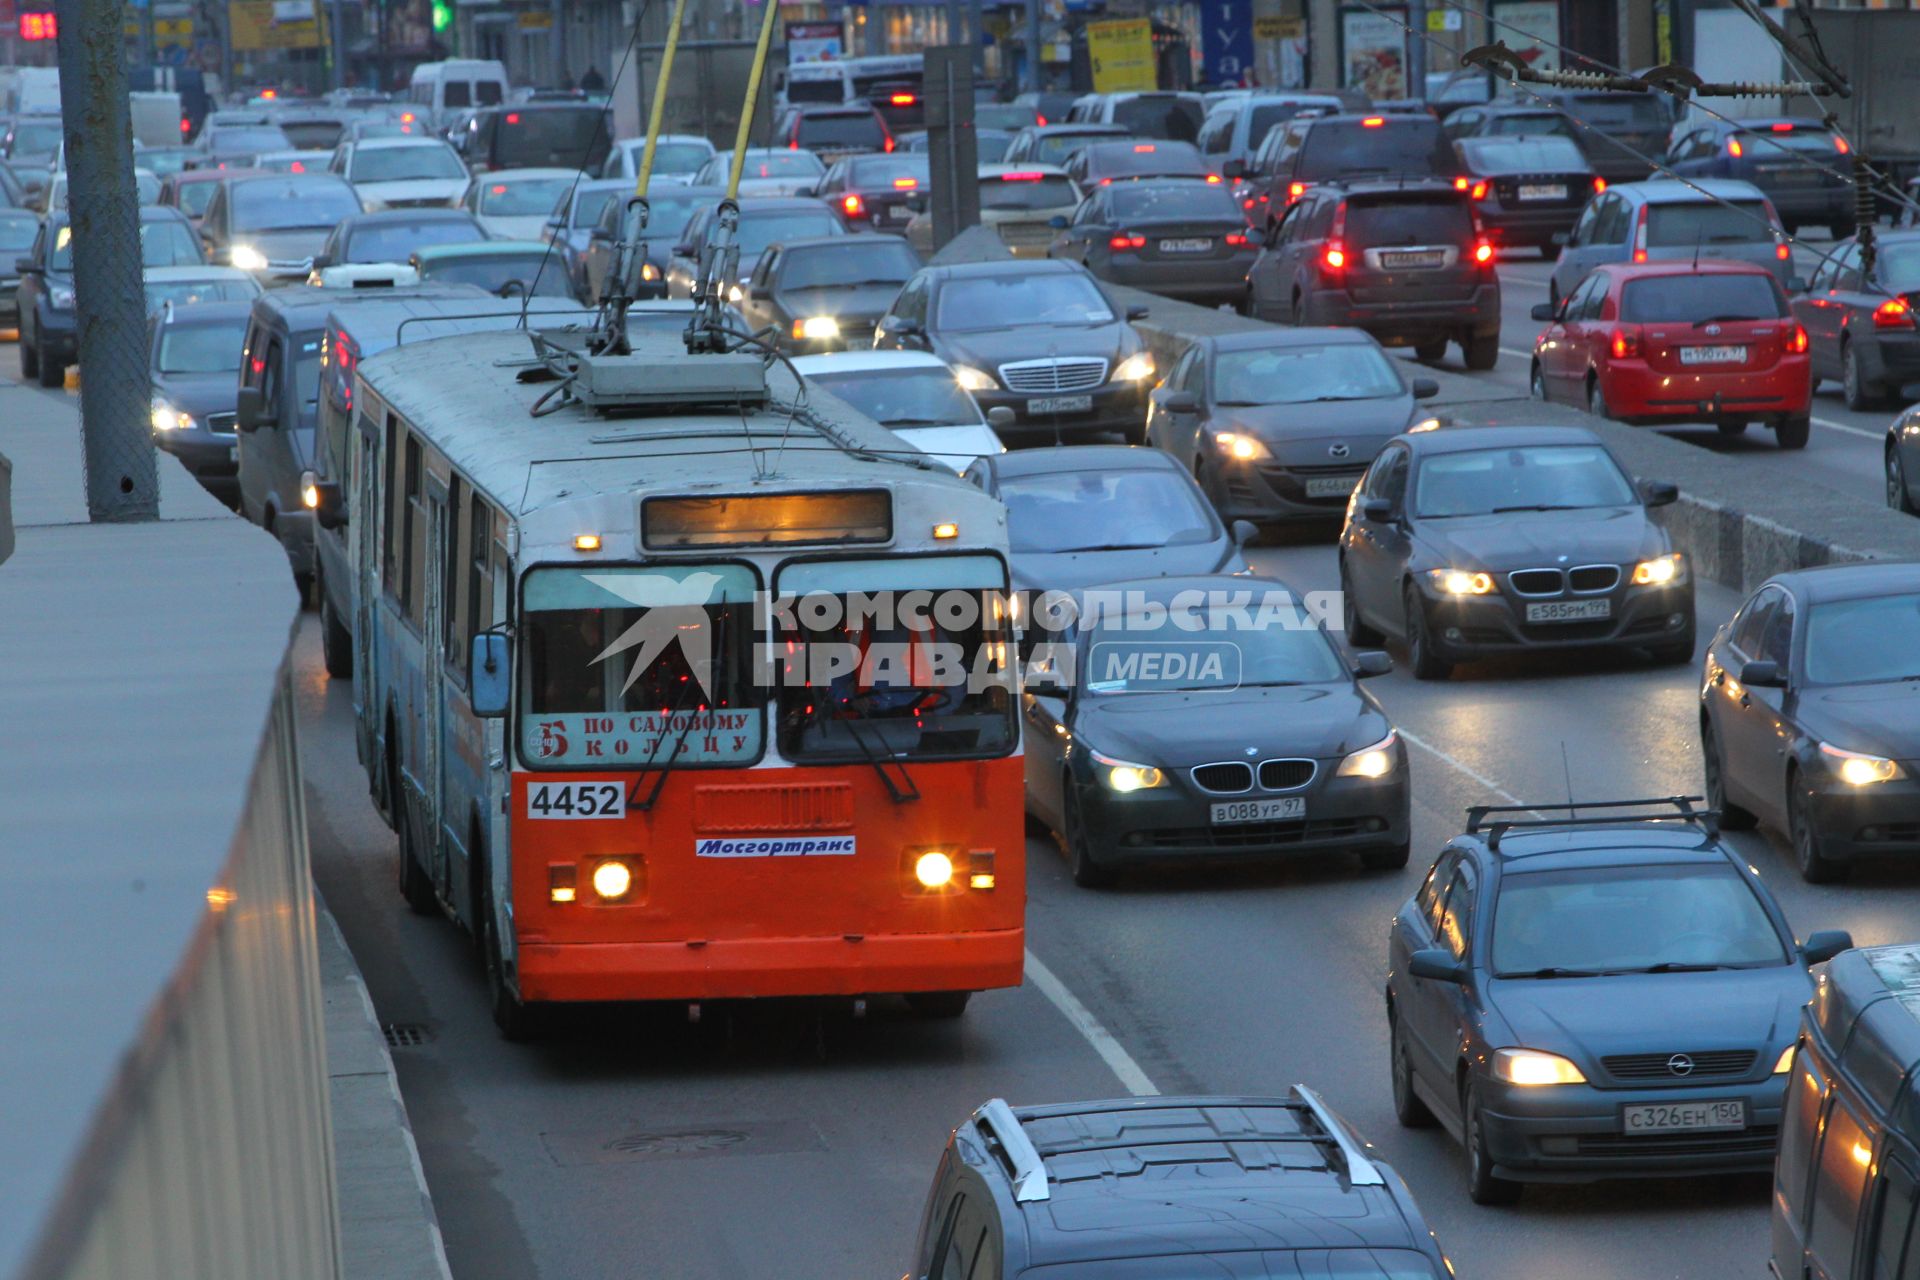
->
[1126,304,1149,321]
[1530,302,1557,322]
[1408,948,1467,984]
[1643,479,1678,507]
[794,185,815,198]
[1160,389,1198,415]
[308,252,331,271]
[1411,377,1438,400]
[1361,495,1396,523]
[1738,659,1783,689]
[1222,158,1246,179]
[1353,649,1393,677]
[1231,518,1257,547]
[15,256,37,274]
[1787,275,1807,294]
[1551,230,1570,246]
[234,385,275,432]
[987,406,1015,428]
[878,314,916,337]
[469,631,511,718]
[299,469,347,530]
[590,225,612,241]
[1801,930,1853,965]
[1048,214,1068,229]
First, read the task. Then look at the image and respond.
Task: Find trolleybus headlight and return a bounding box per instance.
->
[913,851,955,889]
[591,859,633,901]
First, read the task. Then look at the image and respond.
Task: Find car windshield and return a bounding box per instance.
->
[1018,1250,1446,1279]
[807,367,980,427]
[647,141,712,173]
[9,120,63,158]
[1463,136,1587,172]
[1248,101,1331,145]
[999,467,1214,553]
[279,121,344,150]
[140,219,204,267]
[1299,120,1451,180]
[936,271,1113,331]
[1493,863,1788,976]
[1346,196,1472,246]
[1876,242,1920,291]
[1487,113,1577,140]
[479,174,577,215]
[1087,142,1207,179]
[1621,273,1785,323]
[739,210,844,260]
[345,218,483,262]
[1082,610,1347,693]
[349,145,465,182]
[1215,343,1402,405]
[779,239,918,290]
[234,179,362,231]
[1737,127,1844,159]
[145,276,261,308]
[725,152,822,180]
[638,191,711,239]
[1109,183,1242,222]
[981,172,1076,210]
[784,77,846,105]
[850,155,928,187]
[1646,200,1773,246]
[211,127,293,155]
[1111,96,1204,142]
[1413,444,1636,517]
[1802,592,1920,685]
[0,214,37,254]
[420,252,574,296]
[1562,93,1668,132]
[797,113,885,149]
[157,319,249,374]
[1033,133,1112,166]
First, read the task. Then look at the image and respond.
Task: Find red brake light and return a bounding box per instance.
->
[506,113,521,125]
[1037,114,1048,126]
[884,136,895,153]
[1108,233,1146,251]
[1631,204,1649,263]
[180,117,191,134]
[1454,176,1469,191]
[1727,138,1744,158]
[400,112,415,123]
[1785,323,1809,353]
[1000,172,1044,181]
[1874,298,1914,329]
[1777,242,1791,260]
[1224,231,1248,247]
[1323,244,1346,270]
[1287,181,1306,201]
[1361,116,1385,127]
[1133,144,1157,153]
[1835,135,1851,155]
[290,160,305,173]
[261,89,277,101]
[1771,122,1794,132]
[1099,177,1113,186]
[490,184,508,195]
[1470,180,1488,200]
[1592,176,1607,193]
[1610,326,1642,359]
[843,193,865,217]
[892,177,918,189]
[1473,241,1495,265]
[890,93,916,106]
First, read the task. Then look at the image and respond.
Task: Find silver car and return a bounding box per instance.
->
[1548,178,1791,308]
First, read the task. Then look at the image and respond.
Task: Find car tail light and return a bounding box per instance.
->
[1835,135,1850,155]
[1610,326,1642,359]
[1776,241,1791,260]
[890,93,917,106]
[1631,204,1649,263]
[1361,116,1385,127]
[1000,171,1043,181]
[1592,176,1606,193]
[1109,232,1146,251]
[1785,323,1809,353]
[884,135,896,153]
[1224,231,1248,247]
[1454,176,1470,191]
[789,138,799,150]
[1287,181,1306,202]
[1470,180,1488,200]
[1874,298,1915,329]
[1133,143,1157,153]
[1037,114,1048,126]
[892,176,918,188]
[180,117,191,135]
[1770,122,1794,132]
[1727,137,1744,158]
[1473,240,1495,265]
[506,112,521,125]
[843,193,865,218]
[1323,244,1346,271]
[290,160,305,173]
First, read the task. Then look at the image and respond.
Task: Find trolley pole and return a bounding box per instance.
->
[54,0,158,522]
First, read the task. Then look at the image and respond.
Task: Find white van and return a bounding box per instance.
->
[5,67,62,116]
[407,60,508,130]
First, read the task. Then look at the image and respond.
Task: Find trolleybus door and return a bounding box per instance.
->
[423,478,449,894]
[351,415,380,741]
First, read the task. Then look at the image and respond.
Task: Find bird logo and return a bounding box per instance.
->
[583,571,726,702]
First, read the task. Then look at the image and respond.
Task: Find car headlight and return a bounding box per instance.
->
[1408,416,1442,433]
[1774,1044,1796,1074]
[228,244,269,272]
[1492,1047,1587,1086]
[50,283,76,309]
[953,364,996,393]
[794,315,840,341]
[640,262,659,281]
[1090,747,1165,793]
[1631,553,1686,586]
[1112,352,1155,383]
[1336,729,1398,779]
[726,283,744,304]
[1426,568,1495,596]
[1819,742,1905,786]
[1214,431,1271,461]
[149,397,194,432]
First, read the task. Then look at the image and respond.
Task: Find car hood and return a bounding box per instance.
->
[1415,506,1663,572]
[152,371,240,418]
[1075,682,1387,766]
[1488,966,1811,1066]
[240,228,331,262]
[776,283,902,325]
[938,323,1138,374]
[356,177,466,204]
[1211,399,1414,464]
[1011,539,1240,595]
[1796,680,1920,761]
[889,423,1002,473]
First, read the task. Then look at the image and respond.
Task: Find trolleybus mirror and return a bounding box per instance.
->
[470,632,511,718]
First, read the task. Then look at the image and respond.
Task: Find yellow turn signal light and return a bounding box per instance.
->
[574,533,602,552]
[932,521,959,540]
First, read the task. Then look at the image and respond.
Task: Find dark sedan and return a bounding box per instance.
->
[1338,425,1696,679]
[309,208,487,276]
[1022,574,1408,885]
[810,153,930,233]
[1665,117,1852,238]
[1064,140,1216,189]
[197,172,365,282]
[1791,231,1920,410]
[1386,798,1851,1203]
[578,185,717,306]
[664,197,846,302]
[1456,135,1602,257]
[1701,562,1920,882]
[148,299,251,505]
[540,177,630,300]
[734,234,919,353]
[1147,329,1439,528]
[18,206,204,388]
[1889,404,1920,515]
[1046,179,1255,306]
[874,260,1154,442]
[0,208,37,324]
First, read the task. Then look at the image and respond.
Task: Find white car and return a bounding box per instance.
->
[142,265,263,312]
[692,148,826,198]
[308,262,421,289]
[601,135,715,185]
[334,136,470,211]
[252,150,334,175]
[791,350,1009,474]
[459,167,587,239]
[47,168,162,210]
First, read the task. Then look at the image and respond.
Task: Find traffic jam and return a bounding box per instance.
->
[10,21,1920,1279]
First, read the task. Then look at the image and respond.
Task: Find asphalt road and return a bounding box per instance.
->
[9,247,1914,1280]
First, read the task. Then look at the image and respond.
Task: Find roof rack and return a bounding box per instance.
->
[976,1099,1049,1203]
[1465,796,1720,851]
[1291,1085,1384,1187]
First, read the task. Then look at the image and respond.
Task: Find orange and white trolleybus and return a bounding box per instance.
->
[344,325,1023,1036]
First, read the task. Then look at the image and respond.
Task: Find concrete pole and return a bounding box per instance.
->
[550,0,566,87]
[329,0,347,90]
[54,0,158,522]
[1026,0,1042,92]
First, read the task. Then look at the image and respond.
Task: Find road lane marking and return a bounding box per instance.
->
[1025,948,1161,1097]
[1500,347,1535,363]
[1396,728,1543,818]
[1812,416,1881,441]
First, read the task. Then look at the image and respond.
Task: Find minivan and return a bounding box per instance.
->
[1770,942,1920,1280]
[407,59,508,131]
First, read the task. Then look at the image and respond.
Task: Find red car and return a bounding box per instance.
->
[1529,261,1811,448]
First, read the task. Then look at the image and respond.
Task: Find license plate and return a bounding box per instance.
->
[885,205,911,222]
[1028,394,1093,414]
[526,781,626,820]
[1525,598,1612,623]
[1305,475,1357,498]
[1517,183,1567,201]
[228,445,239,463]
[1159,237,1213,253]
[1622,1100,1746,1134]
[1211,796,1306,826]
[1680,345,1747,365]
[1381,250,1444,269]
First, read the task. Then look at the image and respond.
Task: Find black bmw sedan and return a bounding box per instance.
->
[1700,562,1920,882]
[1022,574,1410,886]
[1338,425,1695,679]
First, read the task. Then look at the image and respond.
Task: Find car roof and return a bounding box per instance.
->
[922,257,1091,283]
[479,166,588,181]
[1026,123,1128,137]
[1614,177,1767,203]
[790,350,950,374]
[226,171,350,190]
[353,135,455,151]
[991,443,1177,477]
[1403,423,1602,454]
[1209,326,1380,353]
[172,166,254,184]
[979,163,1070,178]
[1597,259,1781,282]
[1473,824,1733,868]
[341,208,477,227]
[156,298,255,325]
[250,281,488,328]
[1708,116,1830,133]
[1762,560,1920,603]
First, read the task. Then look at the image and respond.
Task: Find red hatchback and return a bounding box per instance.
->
[1529,261,1811,448]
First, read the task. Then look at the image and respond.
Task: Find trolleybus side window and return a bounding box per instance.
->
[443,475,467,683]
[464,491,492,681]
[382,415,404,593]
[518,564,762,768]
[403,433,425,628]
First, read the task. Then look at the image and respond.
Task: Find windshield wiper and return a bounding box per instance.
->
[880,417,961,427]
[627,608,728,812]
[1621,962,1730,974]
[1055,542,1161,553]
[807,695,920,804]
[1690,314,1759,328]
[1502,966,1606,978]
[1489,503,1585,513]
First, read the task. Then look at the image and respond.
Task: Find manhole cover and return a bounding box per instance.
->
[382,1022,432,1049]
[607,1129,749,1156]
